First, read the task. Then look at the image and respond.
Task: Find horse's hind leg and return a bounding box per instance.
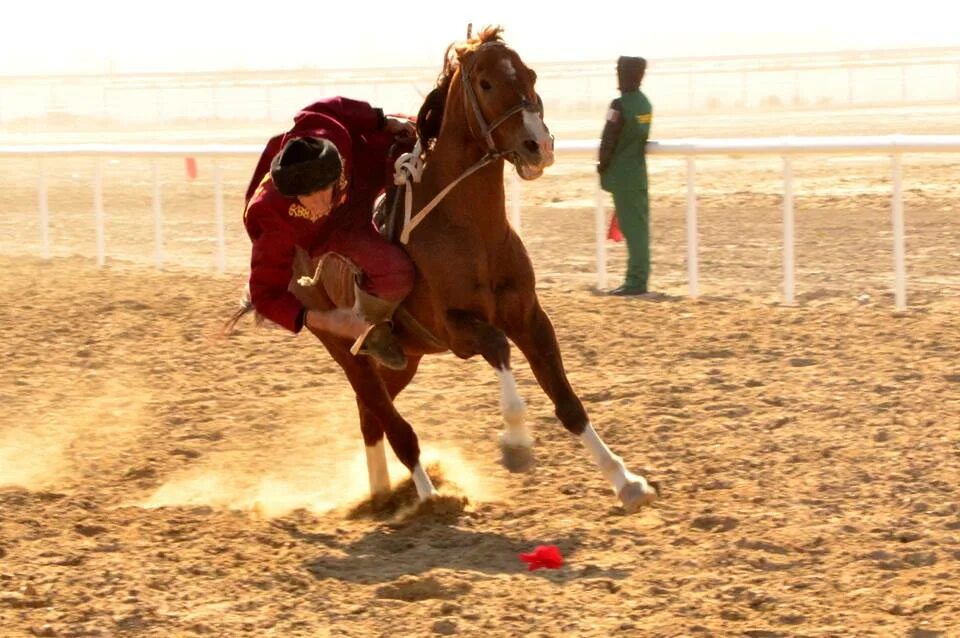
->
[445,311,534,473]
[358,402,391,500]
[312,332,437,501]
[357,356,423,500]
[506,302,657,512]
[291,251,435,501]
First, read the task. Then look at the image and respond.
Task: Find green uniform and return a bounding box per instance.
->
[599,89,653,291]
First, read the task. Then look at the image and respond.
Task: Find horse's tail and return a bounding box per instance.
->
[222,286,258,335]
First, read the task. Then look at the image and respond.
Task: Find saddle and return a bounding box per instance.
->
[372,185,406,244]
[373,137,417,243]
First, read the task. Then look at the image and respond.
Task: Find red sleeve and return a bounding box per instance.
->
[298,97,382,133]
[245,208,305,333]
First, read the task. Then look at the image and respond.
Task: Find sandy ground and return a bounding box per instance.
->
[1,110,959,637]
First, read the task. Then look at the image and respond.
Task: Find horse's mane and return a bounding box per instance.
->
[416,26,506,152]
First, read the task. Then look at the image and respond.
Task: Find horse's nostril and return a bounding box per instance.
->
[523,140,540,155]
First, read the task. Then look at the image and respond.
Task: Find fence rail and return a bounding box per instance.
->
[5,46,960,124]
[4,134,960,310]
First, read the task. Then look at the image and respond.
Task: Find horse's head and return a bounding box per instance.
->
[420,27,554,181]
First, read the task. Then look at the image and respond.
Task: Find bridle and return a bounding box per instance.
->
[396,45,547,244]
[459,46,545,158]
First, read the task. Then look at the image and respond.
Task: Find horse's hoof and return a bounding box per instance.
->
[370,490,393,512]
[413,494,468,519]
[618,478,658,513]
[500,443,535,473]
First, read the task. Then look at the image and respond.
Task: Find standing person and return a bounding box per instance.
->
[241,97,416,370]
[598,56,653,296]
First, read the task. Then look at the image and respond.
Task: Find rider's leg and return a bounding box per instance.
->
[326,221,414,370]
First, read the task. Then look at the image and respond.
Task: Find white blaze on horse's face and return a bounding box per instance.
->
[486,54,554,181]
[520,108,554,176]
[498,58,518,81]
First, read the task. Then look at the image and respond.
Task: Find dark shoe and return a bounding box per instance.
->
[609,284,647,296]
[358,323,408,370]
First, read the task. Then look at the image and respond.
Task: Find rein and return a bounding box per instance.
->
[396,144,496,244]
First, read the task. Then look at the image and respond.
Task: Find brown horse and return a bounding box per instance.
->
[291,27,657,512]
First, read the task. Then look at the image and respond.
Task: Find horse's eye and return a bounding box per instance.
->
[479,80,492,91]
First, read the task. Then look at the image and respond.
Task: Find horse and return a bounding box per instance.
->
[291,26,658,513]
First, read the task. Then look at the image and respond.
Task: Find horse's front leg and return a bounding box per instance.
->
[445,310,535,472]
[505,302,658,512]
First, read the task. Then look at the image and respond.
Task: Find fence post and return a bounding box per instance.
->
[154,83,163,121]
[214,160,226,274]
[152,160,164,269]
[595,182,607,290]
[39,159,50,259]
[891,153,907,311]
[685,157,699,297]
[782,156,795,304]
[94,158,105,267]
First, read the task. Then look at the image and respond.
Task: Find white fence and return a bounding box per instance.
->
[3,134,960,310]
[569,134,960,311]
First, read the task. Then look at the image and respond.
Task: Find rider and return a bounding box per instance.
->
[242,97,416,370]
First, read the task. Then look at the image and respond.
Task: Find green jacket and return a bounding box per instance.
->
[598,90,652,193]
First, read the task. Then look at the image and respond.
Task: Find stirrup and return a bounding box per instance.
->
[351,323,407,370]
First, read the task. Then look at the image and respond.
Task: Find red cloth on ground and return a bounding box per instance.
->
[519,545,564,571]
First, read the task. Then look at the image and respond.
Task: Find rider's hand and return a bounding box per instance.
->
[384,117,416,138]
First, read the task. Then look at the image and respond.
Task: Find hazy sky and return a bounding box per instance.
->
[4,0,958,75]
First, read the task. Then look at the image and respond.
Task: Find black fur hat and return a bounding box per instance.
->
[270,137,342,197]
[617,56,647,92]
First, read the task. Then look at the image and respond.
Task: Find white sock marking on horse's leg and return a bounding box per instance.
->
[365,440,390,497]
[580,423,648,495]
[496,367,531,447]
[411,463,438,500]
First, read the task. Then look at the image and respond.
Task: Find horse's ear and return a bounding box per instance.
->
[416,86,445,147]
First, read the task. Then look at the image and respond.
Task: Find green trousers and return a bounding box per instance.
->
[612,188,650,289]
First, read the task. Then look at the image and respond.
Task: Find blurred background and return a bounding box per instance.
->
[3,1,960,143]
[2,1,957,301]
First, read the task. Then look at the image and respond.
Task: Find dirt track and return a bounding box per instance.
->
[1,112,959,637]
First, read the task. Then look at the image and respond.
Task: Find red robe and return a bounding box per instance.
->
[242,98,409,333]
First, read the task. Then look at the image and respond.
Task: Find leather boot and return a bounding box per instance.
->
[350,286,408,371]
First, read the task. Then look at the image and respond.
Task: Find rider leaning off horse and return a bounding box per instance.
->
[242,97,416,370]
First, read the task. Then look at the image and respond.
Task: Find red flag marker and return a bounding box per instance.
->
[607,215,623,242]
[519,545,564,571]
[185,157,198,180]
